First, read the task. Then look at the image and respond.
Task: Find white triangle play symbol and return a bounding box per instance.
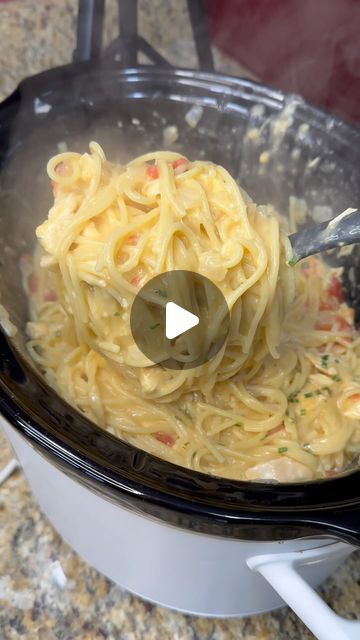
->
[165,301,199,340]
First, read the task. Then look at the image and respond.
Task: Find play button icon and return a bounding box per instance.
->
[165,302,199,340]
[130,270,230,370]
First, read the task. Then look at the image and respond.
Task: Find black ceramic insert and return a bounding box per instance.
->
[0,63,360,544]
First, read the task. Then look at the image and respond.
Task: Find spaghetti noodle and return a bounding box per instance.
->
[23,142,360,482]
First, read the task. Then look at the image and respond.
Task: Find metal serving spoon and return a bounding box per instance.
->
[288,207,359,264]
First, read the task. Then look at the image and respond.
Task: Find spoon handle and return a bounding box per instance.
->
[289,208,359,262]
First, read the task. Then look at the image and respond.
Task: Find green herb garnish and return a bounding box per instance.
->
[155,289,167,298]
[114,311,121,317]
[278,446,288,454]
[288,392,299,403]
[235,422,243,427]
[261,433,268,441]
[332,374,342,382]
[321,354,329,368]
[191,451,197,461]
[288,256,299,267]
[175,415,183,423]
[304,391,314,398]
[150,322,160,330]
[300,408,307,416]
[314,387,332,396]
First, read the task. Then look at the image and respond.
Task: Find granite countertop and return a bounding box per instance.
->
[0,1,359,639]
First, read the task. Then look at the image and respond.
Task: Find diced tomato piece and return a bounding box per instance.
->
[28,272,39,294]
[335,316,353,334]
[325,468,337,477]
[349,393,360,402]
[319,297,339,312]
[327,275,344,303]
[316,320,333,331]
[43,289,57,302]
[146,165,159,179]
[51,162,66,194]
[154,431,176,447]
[127,233,141,246]
[55,162,66,176]
[172,158,187,169]
[172,157,189,174]
[131,275,141,286]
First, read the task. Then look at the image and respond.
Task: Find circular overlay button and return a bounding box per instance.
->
[130,270,230,370]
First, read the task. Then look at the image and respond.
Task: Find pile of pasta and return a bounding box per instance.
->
[23,142,360,482]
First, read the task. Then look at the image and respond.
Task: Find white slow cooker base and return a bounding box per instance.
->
[2,419,352,619]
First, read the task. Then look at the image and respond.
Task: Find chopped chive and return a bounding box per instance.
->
[332,374,342,382]
[175,415,183,422]
[288,256,299,266]
[304,391,314,398]
[261,433,268,441]
[191,451,197,461]
[235,422,243,427]
[288,392,299,403]
[114,311,121,317]
[150,322,160,330]
[314,387,332,396]
[278,446,288,454]
[155,288,167,298]
[321,354,329,368]
[335,359,339,364]
[300,408,307,416]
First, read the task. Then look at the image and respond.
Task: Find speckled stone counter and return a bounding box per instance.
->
[1,431,360,640]
[0,2,359,639]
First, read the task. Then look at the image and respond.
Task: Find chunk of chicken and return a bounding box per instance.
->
[245,457,313,482]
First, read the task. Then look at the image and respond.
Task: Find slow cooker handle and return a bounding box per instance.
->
[247,542,359,640]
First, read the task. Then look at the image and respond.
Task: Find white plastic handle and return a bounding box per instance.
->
[247,542,359,640]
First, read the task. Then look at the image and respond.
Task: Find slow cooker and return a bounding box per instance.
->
[0,3,359,639]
